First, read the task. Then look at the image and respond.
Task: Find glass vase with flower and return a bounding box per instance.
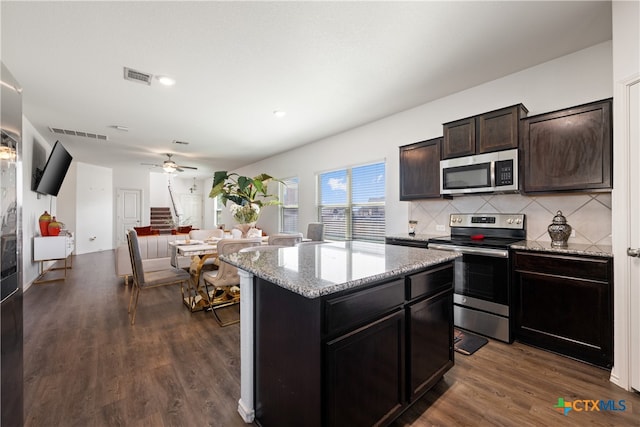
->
[209,171,281,238]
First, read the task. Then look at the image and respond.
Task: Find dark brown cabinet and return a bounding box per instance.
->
[521,98,612,193]
[254,262,454,427]
[512,250,613,368]
[326,310,405,427]
[442,104,528,159]
[407,287,453,401]
[399,137,442,200]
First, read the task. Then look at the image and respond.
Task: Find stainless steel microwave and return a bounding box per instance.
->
[440,148,519,195]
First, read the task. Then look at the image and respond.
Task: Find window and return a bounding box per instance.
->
[215,195,223,227]
[280,177,299,233]
[318,162,385,242]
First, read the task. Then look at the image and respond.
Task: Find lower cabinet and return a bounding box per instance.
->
[408,290,454,401]
[255,262,454,427]
[512,251,613,368]
[325,310,405,427]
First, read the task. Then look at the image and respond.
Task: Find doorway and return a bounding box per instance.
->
[628,79,639,392]
[116,188,142,246]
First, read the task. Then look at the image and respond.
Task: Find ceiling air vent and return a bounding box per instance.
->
[49,127,108,141]
[172,140,189,145]
[123,67,152,85]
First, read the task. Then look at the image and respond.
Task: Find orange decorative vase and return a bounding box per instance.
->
[48,216,61,236]
[39,211,51,236]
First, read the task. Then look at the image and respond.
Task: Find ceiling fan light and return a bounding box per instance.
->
[163,164,176,173]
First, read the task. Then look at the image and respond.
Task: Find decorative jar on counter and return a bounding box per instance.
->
[548,210,571,247]
[38,211,51,236]
[47,216,61,236]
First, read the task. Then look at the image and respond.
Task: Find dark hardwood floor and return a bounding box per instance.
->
[22,251,639,426]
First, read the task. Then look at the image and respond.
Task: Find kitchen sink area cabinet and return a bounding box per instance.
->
[399,137,442,200]
[521,98,612,193]
[442,104,527,159]
[512,250,613,368]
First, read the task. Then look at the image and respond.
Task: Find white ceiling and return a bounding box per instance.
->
[1,1,612,178]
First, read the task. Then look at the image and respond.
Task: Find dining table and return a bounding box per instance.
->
[169,236,269,312]
[169,238,220,312]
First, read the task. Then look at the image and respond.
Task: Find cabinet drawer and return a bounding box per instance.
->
[513,251,611,283]
[407,264,453,300]
[324,279,404,337]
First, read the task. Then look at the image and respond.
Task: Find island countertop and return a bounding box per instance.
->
[220,241,459,299]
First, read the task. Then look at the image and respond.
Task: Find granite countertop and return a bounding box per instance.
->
[220,241,459,299]
[385,233,444,243]
[510,240,613,258]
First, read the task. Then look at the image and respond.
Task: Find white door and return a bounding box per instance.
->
[179,194,203,229]
[116,188,142,245]
[629,80,640,392]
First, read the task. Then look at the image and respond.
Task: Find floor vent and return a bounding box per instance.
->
[49,127,108,140]
[123,67,152,85]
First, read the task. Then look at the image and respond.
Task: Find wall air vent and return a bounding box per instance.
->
[49,127,108,141]
[172,140,189,145]
[123,67,152,85]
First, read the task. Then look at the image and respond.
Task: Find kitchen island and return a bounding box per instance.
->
[221,241,459,427]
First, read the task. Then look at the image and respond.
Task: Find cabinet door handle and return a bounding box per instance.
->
[627,247,640,258]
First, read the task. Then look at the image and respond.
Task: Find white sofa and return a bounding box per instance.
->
[115,234,191,285]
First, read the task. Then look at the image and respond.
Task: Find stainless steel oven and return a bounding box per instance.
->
[429,213,525,343]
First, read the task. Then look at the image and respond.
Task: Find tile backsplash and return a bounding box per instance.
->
[409,192,611,245]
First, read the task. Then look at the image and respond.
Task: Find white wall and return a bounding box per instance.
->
[229,41,613,236]
[73,162,113,254]
[56,162,76,237]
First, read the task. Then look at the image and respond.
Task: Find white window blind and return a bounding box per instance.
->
[318,162,385,242]
[280,177,299,233]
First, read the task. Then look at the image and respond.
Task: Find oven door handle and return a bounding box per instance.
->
[428,243,509,258]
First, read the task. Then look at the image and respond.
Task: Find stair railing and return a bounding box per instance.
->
[167,182,183,226]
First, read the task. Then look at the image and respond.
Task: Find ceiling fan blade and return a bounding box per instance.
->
[141,162,161,167]
[178,165,198,170]
[176,167,184,172]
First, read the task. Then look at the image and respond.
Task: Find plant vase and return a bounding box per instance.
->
[231,203,260,238]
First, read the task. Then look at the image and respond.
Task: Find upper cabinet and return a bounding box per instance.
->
[399,137,442,200]
[521,98,612,194]
[442,104,528,159]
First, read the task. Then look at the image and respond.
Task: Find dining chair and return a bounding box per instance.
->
[239,245,285,253]
[127,229,191,325]
[201,237,262,326]
[268,232,303,246]
[306,222,325,241]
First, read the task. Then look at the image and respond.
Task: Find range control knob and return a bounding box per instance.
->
[515,218,522,224]
[507,218,514,224]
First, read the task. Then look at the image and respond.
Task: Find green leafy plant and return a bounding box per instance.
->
[209,171,282,208]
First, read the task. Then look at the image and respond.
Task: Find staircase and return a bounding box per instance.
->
[150,207,173,234]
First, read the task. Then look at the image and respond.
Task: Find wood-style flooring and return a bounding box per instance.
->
[22,250,639,426]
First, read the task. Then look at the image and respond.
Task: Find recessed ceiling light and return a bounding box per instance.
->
[157,75,176,86]
[273,110,287,118]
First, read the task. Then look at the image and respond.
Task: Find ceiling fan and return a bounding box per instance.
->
[141,153,198,173]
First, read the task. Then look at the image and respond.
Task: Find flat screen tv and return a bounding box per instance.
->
[32,140,73,196]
